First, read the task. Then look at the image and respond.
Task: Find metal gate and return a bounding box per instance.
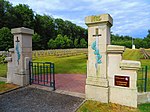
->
[137,66,150,92]
[29,61,55,90]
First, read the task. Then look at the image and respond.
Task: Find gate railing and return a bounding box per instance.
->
[29,61,55,90]
[137,66,150,92]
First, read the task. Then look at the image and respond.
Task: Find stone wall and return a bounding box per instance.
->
[138,92,150,104]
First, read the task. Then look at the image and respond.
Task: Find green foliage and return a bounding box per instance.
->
[0,0,149,50]
[74,38,79,48]
[55,34,66,48]
[0,54,6,63]
[34,14,55,49]
[0,27,13,51]
[32,33,42,50]
[48,34,73,49]
[0,0,34,29]
[47,39,56,49]
[111,32,150,49]
[80,38,87,48]
[143,30,150,48]
[11,4,34,28]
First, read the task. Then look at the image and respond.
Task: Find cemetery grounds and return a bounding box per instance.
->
[0,48,150,112]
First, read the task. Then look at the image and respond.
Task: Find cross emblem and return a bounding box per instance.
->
[15,36,20,65]
[15,37,20,43]
[91,28,102,71]
[93,28,101,37]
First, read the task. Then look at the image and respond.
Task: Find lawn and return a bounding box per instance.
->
[77,100,150,112]
[0,81,18,93]
[123,48,150,66]
[122,49,150,92]
[123,48,144,61]
[33,54,87,74]
[1,49,150,76]
[0,63,7,77]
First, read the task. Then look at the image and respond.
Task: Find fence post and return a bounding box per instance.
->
[144,66,148,92]
[29,61,31,85]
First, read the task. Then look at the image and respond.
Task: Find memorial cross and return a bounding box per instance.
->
[91,28,102,71]
[15,37,20,43]
[15,37,20,64]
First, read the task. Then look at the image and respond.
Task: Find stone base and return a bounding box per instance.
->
[109,87,137,108]
[12,74,29,86]
[85,85,109,103]
[138,92,150,104]
[86,77,109,87]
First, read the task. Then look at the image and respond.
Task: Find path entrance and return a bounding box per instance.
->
[56,74,86,93]
[0,87,84,112]
[29,62,86,94]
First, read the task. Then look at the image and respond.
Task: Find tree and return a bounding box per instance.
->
[32,33,42,50]
[34,14,55,49]
[63,35,73,48]
[74,38,79,48]
[80,38,87,48]
[143,30,150,48]
[10,4,34,28]
[47,34,73,49]
[0,0,13,28]
[0,27,13,51]
[47,39,57,49]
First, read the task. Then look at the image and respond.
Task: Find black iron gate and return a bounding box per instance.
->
[29,61,55,90]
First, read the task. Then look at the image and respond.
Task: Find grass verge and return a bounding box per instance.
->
[77,100,150,112]
[0,63,7,77]
[0,81,18,93]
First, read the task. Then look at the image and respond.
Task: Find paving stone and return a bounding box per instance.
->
[0,87,84,112]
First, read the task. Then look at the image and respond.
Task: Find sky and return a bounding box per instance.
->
[8,0,150,38]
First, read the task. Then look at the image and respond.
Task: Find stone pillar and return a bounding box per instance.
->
[5,48,15,83]
[11,27,34,86]
[85,14,113,103]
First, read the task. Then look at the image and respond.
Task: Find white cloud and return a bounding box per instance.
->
[8,0,150,38]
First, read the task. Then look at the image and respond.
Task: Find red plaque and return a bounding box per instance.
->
[115,75,130,87]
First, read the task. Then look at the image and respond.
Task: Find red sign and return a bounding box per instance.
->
[115,75,130,87]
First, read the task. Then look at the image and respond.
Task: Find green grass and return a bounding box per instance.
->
[34,54,87,74]
[123,48,150,66]
[0,63,7,77]
[138,103,150,112]
[123,48,144,61]
[0,49,149,76]
[77,100,150,112]
[0,81,5,84]
[0,81,18,92]
[123,49,150,91]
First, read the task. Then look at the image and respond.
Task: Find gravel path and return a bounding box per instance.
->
[0,87,84,112]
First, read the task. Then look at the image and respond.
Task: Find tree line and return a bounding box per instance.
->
[111,31,150,49]
[0,0,149,51]
[0,0,88,50]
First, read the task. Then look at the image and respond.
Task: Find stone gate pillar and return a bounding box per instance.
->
[85,14,113,103]
[10,27,34,86]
